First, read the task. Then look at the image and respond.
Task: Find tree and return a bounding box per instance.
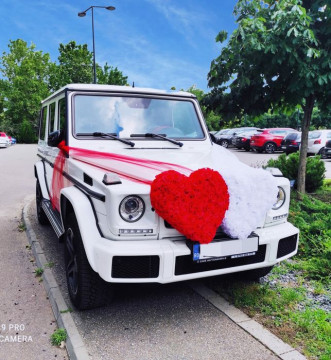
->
[49,41,93,90]
[206,0,331,197]
[97,63,128,85]
[0,39,52,142]
[49,41,129,89]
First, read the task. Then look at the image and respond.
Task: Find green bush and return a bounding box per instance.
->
[266,152,325,193]
[289,195,331,283]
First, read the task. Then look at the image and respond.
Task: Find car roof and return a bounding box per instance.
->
[41,83,196,103]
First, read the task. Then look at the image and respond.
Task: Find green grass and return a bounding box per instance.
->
[50,328,67,346]
[34,267,44,277]
[210,188,331,359]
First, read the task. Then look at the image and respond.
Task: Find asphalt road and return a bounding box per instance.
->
[1,144,322,359]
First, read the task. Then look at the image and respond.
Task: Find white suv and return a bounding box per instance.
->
[35,84,299,310]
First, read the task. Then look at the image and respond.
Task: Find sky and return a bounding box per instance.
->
[0,0,238,92]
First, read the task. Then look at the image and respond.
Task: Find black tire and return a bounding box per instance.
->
[240,266,274,281]
[264,142,276,154]
[64,212,111,310]
[36,180,49,225]
[318,147,326,159]
[244,147,250,152]
[219,139,229,148]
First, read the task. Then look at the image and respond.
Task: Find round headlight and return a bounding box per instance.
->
[272,187,286,210]
[119,196,145,222]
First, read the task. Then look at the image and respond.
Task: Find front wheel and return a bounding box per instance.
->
[264,143,276,154]
[219,139,229,148]
[64,212,111,310]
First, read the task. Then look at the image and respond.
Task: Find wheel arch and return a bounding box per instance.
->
[60,187,102,272]
[34,161,49,200]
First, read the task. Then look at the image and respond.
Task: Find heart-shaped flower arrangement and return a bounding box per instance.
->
[150,168,229,244]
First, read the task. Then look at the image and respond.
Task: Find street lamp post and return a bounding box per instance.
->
[78,5,115,84]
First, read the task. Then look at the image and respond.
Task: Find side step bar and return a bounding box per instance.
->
[41,200,65,238]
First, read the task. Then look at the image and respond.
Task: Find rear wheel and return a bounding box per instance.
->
[264,142,276,154]
[64,212,111,310]
[36,180,49,225]
[318,147,326,159]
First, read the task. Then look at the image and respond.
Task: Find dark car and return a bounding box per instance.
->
[232,129,261,151]
[281,132,301,155]
[325,139,331,159]
[213,128,235,147]
[250,128,296,154]
[216,127,257,148]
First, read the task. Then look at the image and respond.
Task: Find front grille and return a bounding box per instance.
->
[175,245,266,276]
[112,256,160,278]
[277,234,298,259]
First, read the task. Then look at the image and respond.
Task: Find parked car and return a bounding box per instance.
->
[324,139,331,159]
[250,128,296,154]
[281,132,301,155]
[35,84,299,310]
[216,127,257,148]
[213,128,233,147]
[0,132,10,148]
[232,129,261,151]
[307,129,331,157]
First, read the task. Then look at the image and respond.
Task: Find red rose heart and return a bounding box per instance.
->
[150,168,229,244]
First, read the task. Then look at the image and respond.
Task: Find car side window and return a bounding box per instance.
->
[39,106,48,140]
[58,98,66,132]
[326,132,331,139]
[48,102,56,134]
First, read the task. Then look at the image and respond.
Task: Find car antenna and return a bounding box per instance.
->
[132,81,135,88]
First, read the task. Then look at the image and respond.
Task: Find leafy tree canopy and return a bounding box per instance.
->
[206,0,331,195]
[0,39,52,142]
[49,41,93,90]
[206,0,331,118]
[97,63,128,86]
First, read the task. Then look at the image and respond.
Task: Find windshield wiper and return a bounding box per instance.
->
[130,133,183,147]
[77,132,135,147]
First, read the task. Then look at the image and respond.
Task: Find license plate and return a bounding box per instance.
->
[193,235,258,262]
[281,146,286,150]
[327,149,331,154]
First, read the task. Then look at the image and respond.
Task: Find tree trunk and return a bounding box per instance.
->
[297,94,315,200]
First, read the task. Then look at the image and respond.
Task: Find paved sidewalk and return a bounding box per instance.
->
[0,145,67,360]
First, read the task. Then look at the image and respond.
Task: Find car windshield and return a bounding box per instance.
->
[73,95,205,139]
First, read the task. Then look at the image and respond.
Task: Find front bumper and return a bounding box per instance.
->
[92,222,299,283]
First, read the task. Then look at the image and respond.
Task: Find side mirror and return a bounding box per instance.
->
[48,130,63,147]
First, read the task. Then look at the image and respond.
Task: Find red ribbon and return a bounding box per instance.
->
[51,141,192,210]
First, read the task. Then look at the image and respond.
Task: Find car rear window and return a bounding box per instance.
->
[309,131,321,139]
[285,132,299,140]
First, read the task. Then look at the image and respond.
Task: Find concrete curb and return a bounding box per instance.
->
[23,199,90,360]
[190,282,307,360]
